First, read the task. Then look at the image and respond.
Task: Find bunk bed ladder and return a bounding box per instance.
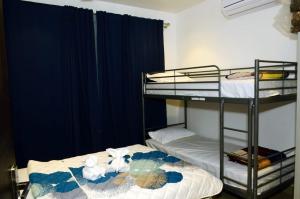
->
[220,99,224,184]
[252,59,260,199]
[248,99,255,199]
[220,99,255,199]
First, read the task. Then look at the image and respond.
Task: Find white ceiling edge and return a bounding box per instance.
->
[93,0,205,13]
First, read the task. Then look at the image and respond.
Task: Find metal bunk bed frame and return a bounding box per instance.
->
[142,59,297,199]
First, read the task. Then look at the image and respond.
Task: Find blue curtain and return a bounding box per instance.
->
[4,1,166,167]
[5,1,68,168]
[60,7,101,156]
[4,2,100,167]
[96,12,167,149]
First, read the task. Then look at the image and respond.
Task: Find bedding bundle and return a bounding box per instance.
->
[82,155,106,181]
[27,145,223,199]
[227,146,286,170]
[225,70,290,80]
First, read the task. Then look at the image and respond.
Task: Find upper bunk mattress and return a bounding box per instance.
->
[146,136,294,195]
[145,78,297,98]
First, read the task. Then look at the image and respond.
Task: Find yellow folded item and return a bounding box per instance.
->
[259,71,288,80]
[226,70,289,80]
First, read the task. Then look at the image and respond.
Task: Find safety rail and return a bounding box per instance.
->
[143,60,297,103]
[143,65,221,100]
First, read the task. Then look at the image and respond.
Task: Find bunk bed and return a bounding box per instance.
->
[142,59,297,199]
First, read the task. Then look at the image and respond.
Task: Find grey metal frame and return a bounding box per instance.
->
[142,59,297,199]
[10,164,30,199]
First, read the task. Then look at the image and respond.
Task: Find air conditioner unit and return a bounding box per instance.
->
[222,0,277,16]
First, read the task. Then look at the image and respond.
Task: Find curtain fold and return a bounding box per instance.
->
[61,7,101,156]
[5,1,166,167]
[96,12,167,149]
[4,2,101,167]
[5,2,68,167]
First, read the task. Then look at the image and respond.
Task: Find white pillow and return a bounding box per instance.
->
[148,127,195,144]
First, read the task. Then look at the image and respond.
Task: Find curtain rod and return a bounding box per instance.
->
[91,11,170,29]
[21,1,172,29]
[164,22,170,29]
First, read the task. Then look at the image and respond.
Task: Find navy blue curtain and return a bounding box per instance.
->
[96,12,167,149]
[61,7,101,156]
[4,1,100,167]
[5,1,68,168]
[4,1,166,167]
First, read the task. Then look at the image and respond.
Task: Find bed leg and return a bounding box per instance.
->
[9,164,31,199]
[19,182,30,199]
[220,99,225,182]
[253,59,260,199]
[184,99,188,129]
[10,165,18,199]
[247,100,254,199]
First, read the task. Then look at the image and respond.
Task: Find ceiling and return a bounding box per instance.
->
[95,0,205,13]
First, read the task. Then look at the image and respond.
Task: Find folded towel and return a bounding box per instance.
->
[106,148,130,173]
[85,155,98,167]
[83,155,106,181]
[228,146,286,170]
[106,148,129,158]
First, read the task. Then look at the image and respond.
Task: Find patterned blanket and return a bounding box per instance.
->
[27,145,222,199]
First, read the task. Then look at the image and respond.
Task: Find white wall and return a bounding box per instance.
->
[176,0,296,68]
[175,0,297,150]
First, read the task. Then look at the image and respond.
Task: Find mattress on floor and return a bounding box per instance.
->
[146,136,294,195]
[145,78,297,98]
[25,144,222,199]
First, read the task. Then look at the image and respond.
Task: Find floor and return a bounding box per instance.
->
[216,185,294,199]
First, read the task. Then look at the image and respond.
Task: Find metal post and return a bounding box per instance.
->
[141,73,146,144]
[220,99,225,182]
[253,59,260,199]
[174,70,176,95]
[247,100,254,199]
[280,153,283,184]
[10,164,18,199]
[184,99,188,128]
[282,65,285,95]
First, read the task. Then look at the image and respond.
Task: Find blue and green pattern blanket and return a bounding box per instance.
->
[28,145,223,199]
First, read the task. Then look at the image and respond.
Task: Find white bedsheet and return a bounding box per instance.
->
[25,144,222,199]
[146,136,294,195]
[145,79,297,98]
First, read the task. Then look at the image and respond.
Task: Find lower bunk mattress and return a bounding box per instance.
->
[26,144,222,199]
[146,136,294,195]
